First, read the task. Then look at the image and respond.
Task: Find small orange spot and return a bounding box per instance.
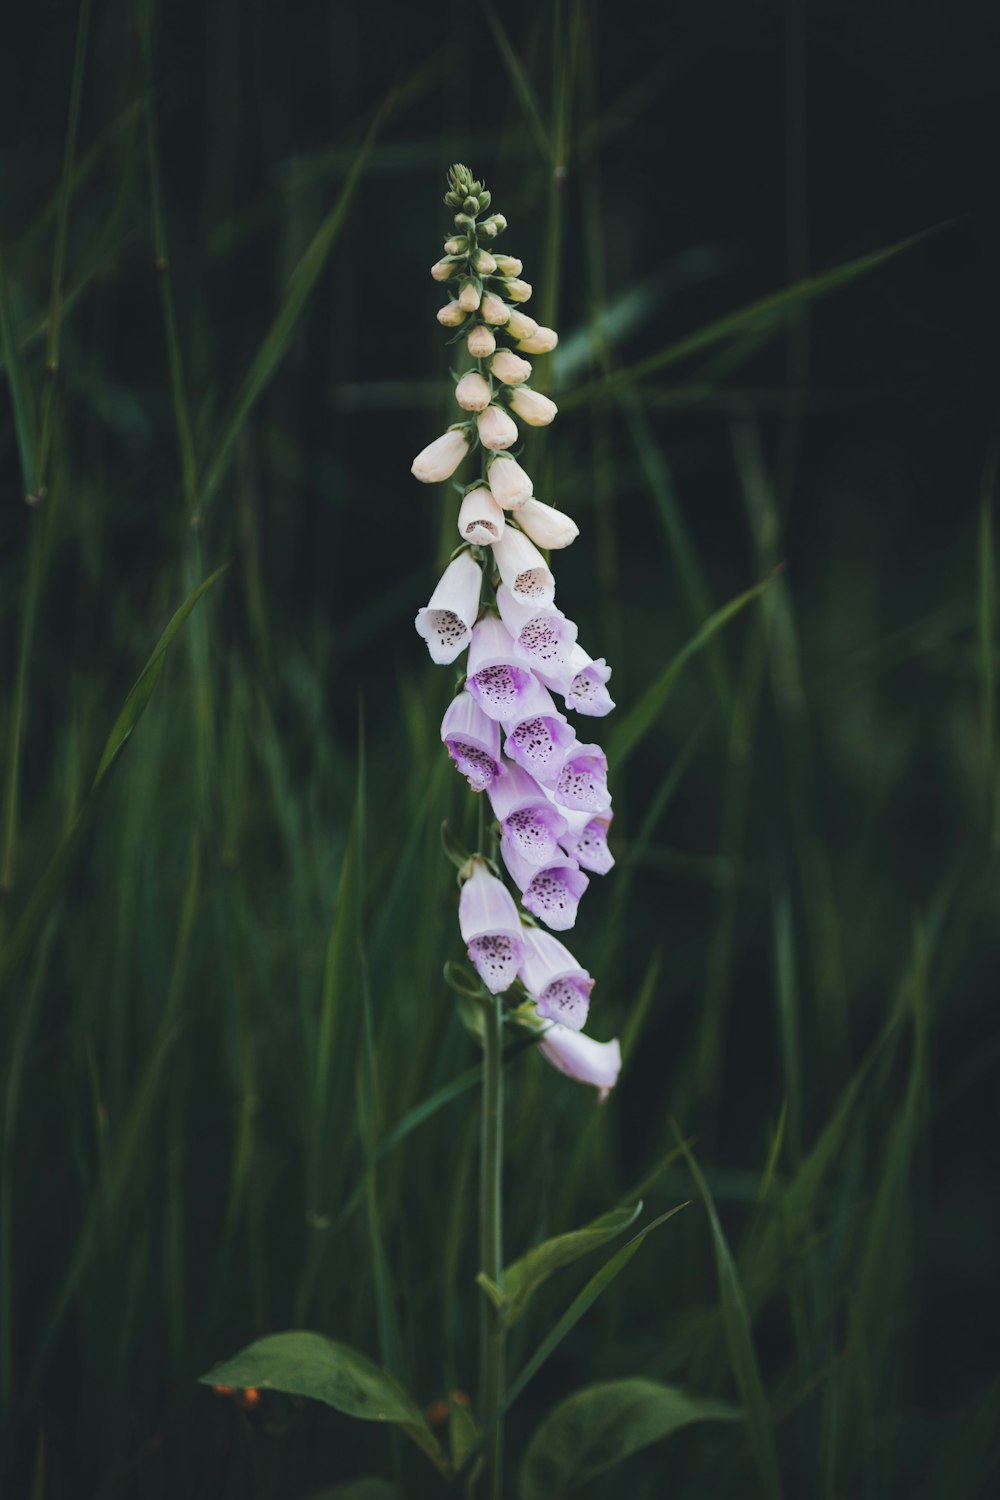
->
[451,1389,471,1408]
[212,1384,235,1397]
[239,1388,261,1410]
[425,1399,450,1426]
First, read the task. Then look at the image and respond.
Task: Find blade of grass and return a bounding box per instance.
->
[480,0,554,164]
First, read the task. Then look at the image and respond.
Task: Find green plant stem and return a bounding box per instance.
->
[479,992,505,1499]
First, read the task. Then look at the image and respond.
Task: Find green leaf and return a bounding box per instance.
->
[92,564,229,788]
[519,1378,743,1500]
[494,1201,643,1327]
[608,576,773,768]
[200,1332,448,1476]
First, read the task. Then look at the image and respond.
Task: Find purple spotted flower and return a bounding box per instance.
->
[441,692,506,792]
[519,927,593,1031]
[552,742,612,814]
[488,761,568,865]
[538,1023,622,1103]
[459,859,525,993]
[465,615,535,722]
[502,678,576,786]
[415,552,482,664]
[496,584,577,675]
[500,841,589,931]
[491,527,555,608]
[559,810,615,874]
[541,644,615,717]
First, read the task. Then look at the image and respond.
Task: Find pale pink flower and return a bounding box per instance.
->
[455,371,492,412]
[515,499,579,550]
[457,487,505,545]
[538,1024,622,1102]
[490,350,532,386]
[508,388,557,427]
[411,428,470,483]
[466,325,497,358]
[487,455,533,509]
[477,406,519,451]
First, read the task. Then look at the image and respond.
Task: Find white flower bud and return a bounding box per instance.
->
[517,326,559,354]
[488,455,533,509]
[494,255,523,277]
[458,280,482,312]
[437,300,467,328]
[479,220,498,239]
[505,309,538,341]
[431,257,461,282]
[504,278,532,303]
[480,294,511,326]
[477,405,519,451]
[508,387,557,427]
[458,486,506,544]
[515,498,579,550]
[455,371,492,412]
[444,236,466,255]
[489,349,532,386]
[466,325,497,358]
[473,250,497,275]
[411,428,470,483]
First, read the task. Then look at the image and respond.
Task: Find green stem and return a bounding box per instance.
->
[479,991,505,1498]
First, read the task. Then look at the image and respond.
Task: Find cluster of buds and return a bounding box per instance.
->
[411,166,621,1102]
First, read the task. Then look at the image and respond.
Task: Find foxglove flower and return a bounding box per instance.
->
[508,387,558,427]
[412,428,470,483]
[553,742,612,813]
[488,455,533,510]
[488,761,568,865]
[519,928,593,1030]
[455,371,492,411]
[415,552,482,663]
[492,527,555,607]
[465,615,535,721]
[477,405,519,451]
[458,487,505,544]
[515,498,579,551]
[559,811,615,874]
[538,1024,622,1103]
[501,841,589,932]
[540,645,615,717]
[504,308,537,341]
[441,692,505,792]
[459,860,524,993]
[517,326,559,354]
[467,324,496,357]
[490,350,532,386]
[502,677,576,785]
[496,584,577,675]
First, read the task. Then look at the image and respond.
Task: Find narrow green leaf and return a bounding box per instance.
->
[480,1,553,164]
[497,1202,643,1327]
[92,564,229,787]
[608,576,774,767]
[519,1378,743,1500]
[0,252,38,498]
[676,1132,783,1500]
[566,224,946,409]
[200,1331,448,1476]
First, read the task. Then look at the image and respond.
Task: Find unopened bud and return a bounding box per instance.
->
[411,428,471,484]
[494,255,522,277]
[455,371,492,412]
[467,325,497,358]
[454,213,476,230]
[490,349,532,386]
[477,405,519,451]
[517,326,559,354]
[436,301,468,328]
[504,278,532,303]
[480,294,511,326]
[505,309,538,341]
[488,454,533,509]
[515,498,579,550]
[479,220,498,239]
[444,236,467,256]
[473,250,497,275]
[458,280,482,312]
[478,190,492,211]
[508,387,557,427]
[431,257,461,282]
[463,196,479,214]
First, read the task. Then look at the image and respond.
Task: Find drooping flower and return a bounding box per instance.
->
[459,860,525,993]
[503,277,533,303]
[441,692,506,792]
[518,927,594,1031]
[477,406,519,451]
[516,326,559,354]
[487,455,533,510]
[490,350,532,386]
[414,552,482,663]
[457,487,505,544]
[508,387,558,427]
[552,742,612,813]
[437,300,467,327]
[496,584,577,675]
[467,324,496,357]
[411,428,470,484]
[538,1023,622,1103]
[541,645,615,717]
[504,309,537,341]
[491,527,555,607]
[558,811,614,874]
[501,677,576,785]
[501,841,589,931]
[465,615,535,721]
[488,761,568,865]
[455,371,492,412]
[480,293,511,326]
[515,498,579,551]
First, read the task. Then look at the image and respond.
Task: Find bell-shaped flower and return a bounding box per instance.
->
[515,498,579,551]
[501,841,589,932]
[464,615,535,721]
[517,326,559,354]
[477,405,519,451]
[508,387,557,427]
[492,527,555,607]
[552,741,612,813]
[494,254,523,276]
[467,325,497,358]
[480,293,510,326]
[455,371,492,412]
[488,761,568,866]
[459,860,525,993]
[554,646,615,717]
[490,350,532,386]
[414,552,482,663]
[497,584,577,675]
[411,428,470,484]
[437,300,467,327]
[537,1023,622,1103]
[503,277,532,303]
[431,256,462,281]
[441,692,506,792]
[458,279,482,312]
[457,487,505,545]
[518,927,594,1030]
[505,309,538,341]
[488,455,533,510]
[473,249,497,274]
[502,677,576,785]
[559,811,614,874]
